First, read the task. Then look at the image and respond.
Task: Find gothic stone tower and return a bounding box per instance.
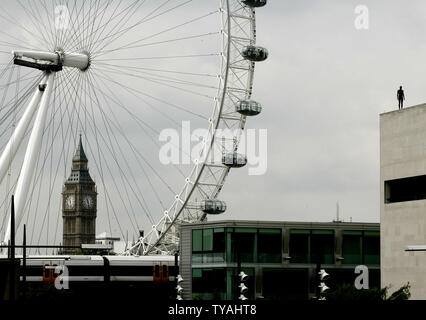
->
[62,136,97,254]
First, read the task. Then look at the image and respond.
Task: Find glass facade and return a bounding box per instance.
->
[192,267,254,300]
[192,227,282,264]
[192,228,225,264]
[342,231,362,264]
[192,268,226,300]
[258,228,282,263]
[289,229,334,264]
[262,269,309,300]
[342,230,380,265]
[190,225,380,300]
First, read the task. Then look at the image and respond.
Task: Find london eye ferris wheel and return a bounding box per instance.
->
[0,0,268,255]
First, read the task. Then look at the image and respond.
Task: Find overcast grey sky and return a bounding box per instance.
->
[2,0,426,245]
[218,0,426,224]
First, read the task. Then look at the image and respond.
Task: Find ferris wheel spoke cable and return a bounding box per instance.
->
[79,0,99,50]
[95,66,216,100]
[94,62,218,78]
[53,67,171,244]
[0,0,262,253]
[86,72,171,215]
[62,71,115,238]
[84,0,114,53]
[38,1,57,48]
[0,73,40,91]
[85,0,127,53]
[87,75,170,218]
[0,5,49,49]
[22,72,79,245]
[5,71,75,247]
[94,53,220,62]
[88,0,169,54]
[94,69,208,120]
[86,0,140,54]
[77,76,145,231]
[91,67,207,156]
[84,1,104,51]
[88,73,189,180]
[21,0,54,49]
[95,64,218,91]
[66,0,115,52]
[95,32,220,57]
[91,66,193,131]
[91,0,191,56]
[91,68,205,157]
[89,0,147,54]
[61,70,136,237]
[83,71,176,214]
[0,74,42,125]
[93,6,215,58]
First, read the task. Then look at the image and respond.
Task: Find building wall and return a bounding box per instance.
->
[380,104,426,299]
[180,220,380,300]
[180,224,192,300]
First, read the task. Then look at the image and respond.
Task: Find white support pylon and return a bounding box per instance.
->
[0,75,46,185]
[3,73,55,245]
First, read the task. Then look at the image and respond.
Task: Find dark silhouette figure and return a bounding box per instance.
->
[397,86,405,110]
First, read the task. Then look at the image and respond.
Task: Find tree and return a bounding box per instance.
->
[325,282,410,301]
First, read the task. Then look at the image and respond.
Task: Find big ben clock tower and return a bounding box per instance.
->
[62,135,97,254]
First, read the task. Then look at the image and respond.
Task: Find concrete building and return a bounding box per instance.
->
[380,103,426,299]
[179,220,380,300]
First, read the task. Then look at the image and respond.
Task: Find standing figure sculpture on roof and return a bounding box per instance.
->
[397,86,405,110]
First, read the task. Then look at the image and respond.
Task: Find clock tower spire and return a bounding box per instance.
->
[62,135,97,254]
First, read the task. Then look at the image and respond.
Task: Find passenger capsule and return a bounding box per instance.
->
[242,0,267,8]
[242,45,268,62]
[222,153,247,168]
[201,199,227,215]
[236,100,262,116]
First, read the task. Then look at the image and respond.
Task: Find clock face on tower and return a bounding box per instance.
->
[83,195,94,209]
[65,195,75,209]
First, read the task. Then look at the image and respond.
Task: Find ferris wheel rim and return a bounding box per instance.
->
[131,0,258,256]
[0,0,261,255]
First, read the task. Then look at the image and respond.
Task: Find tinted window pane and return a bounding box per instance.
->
[342,234,362,264]
[213,230,225,252]
[231,232,256,263]
[229,268,255,300]
[263,269,309,300]
[290,233,309,263]
[213,230,225,263]
[364,235,380,265]
[203,229,213,251]
[311,232,334,264]
[258,230,281,263]
[192,229,202,252]
[192,268,226,300]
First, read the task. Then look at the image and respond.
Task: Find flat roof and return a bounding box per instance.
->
[180,219,379,230]
[380,102,426,117]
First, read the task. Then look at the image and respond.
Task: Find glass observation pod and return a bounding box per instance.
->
[242,0,267,7]
[242,45,269,62]
[201,199,227,215]
[222,153,247,168]
[236,100,262,116]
